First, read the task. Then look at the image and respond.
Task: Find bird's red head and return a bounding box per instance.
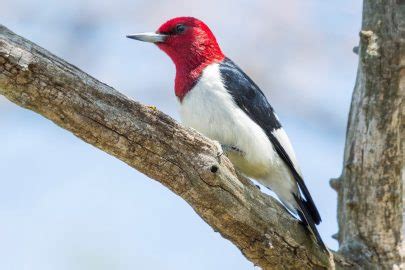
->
[155,17,224,71]
[127,17,224,100]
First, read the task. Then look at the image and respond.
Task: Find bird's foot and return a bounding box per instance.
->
[214,142,245,163]
[213,141,224,162]
[221,144,245,156]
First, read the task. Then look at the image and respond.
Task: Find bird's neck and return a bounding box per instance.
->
[173,50,224,101]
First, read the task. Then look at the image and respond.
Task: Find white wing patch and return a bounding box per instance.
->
[271,128,302,176]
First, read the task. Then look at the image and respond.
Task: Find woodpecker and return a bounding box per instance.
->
[127,17,326,251]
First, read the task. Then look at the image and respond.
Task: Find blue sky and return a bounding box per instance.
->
[0,1,362,269]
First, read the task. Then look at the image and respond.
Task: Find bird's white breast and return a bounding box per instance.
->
[179,63,277,179]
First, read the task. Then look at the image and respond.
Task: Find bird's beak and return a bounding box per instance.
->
[126,32,167,43]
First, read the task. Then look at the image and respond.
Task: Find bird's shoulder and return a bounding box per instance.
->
[218,57,281,133]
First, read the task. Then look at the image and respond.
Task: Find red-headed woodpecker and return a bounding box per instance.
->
[127,17,326,251]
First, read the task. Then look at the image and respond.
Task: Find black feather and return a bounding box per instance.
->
[294,194,327,252]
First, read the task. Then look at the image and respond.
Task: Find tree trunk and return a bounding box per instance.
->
[331,0,404,269]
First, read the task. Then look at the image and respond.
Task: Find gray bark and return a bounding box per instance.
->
[331,0,404,269]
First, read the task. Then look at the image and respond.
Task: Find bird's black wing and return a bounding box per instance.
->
[219,57,321,225]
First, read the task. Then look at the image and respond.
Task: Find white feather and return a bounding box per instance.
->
[179,63,299,212]
[271,128,302,176]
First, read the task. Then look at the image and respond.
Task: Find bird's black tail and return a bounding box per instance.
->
[293,194,327,252]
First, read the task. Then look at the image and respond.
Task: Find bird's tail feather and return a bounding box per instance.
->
[293,194,327,252]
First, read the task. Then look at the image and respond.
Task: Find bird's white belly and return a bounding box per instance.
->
[179,64,277,179]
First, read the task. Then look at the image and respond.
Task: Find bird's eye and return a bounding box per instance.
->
[175,24,186,34]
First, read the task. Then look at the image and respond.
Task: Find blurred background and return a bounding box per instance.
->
[0,1,361,269]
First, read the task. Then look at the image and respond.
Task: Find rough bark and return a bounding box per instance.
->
[332,0,404,269]
[0,25,351,269]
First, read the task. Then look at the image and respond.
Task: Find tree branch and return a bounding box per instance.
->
[0,24,353,269]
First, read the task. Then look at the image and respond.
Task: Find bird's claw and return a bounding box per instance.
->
[215,143,245,163]
[222,144,245,156]
[214,141,224,162]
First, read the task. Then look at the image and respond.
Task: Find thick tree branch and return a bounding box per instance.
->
[0,25,352,269]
